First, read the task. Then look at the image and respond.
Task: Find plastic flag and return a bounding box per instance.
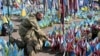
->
[17,0,21,4]
[0,51,3,56]
[0,44,3,56]
[38,21,43,28]
[76,30,81,39]
[17,49,24,56]
[45,40,51,47]
[9,21,14,33]
[86,42,92,56]
[70,51,75,56]
[21,8,26,17]
[5,46,8,56]
[21,49,24,56]
[2,16,8,23]
[13,44,18,56]
[62,35,67,51]
[51,38,55,47]
[47,0,52,10]
[0,38,7,48]
[96,43,100,50]
[0,38,24,56]
[8,44,14,56]
[79,0,84,7]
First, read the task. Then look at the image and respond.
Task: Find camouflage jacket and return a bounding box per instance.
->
[19,16,47,40]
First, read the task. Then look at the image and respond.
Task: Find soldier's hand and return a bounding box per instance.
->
[47,37,51,41]
[44,34,50,40]
[43,35,51,41]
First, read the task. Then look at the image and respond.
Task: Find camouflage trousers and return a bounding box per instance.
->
[10,30,45,56]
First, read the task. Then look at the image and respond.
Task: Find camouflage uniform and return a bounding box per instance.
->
[12,16,47,56]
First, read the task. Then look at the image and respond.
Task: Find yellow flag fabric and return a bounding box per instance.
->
[17,0,21,4]
[21,8,26,17]
[2,16,8,23]
[84,6,88,11]
[81,7,84,11]
[81,6,89,11]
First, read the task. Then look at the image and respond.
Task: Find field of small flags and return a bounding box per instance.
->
[0,11,100,56]
[44,10,100,56]
[0,0,100,56]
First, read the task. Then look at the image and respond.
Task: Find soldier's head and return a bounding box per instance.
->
[36,12,44,21]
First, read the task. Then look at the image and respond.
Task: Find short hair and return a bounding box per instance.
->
[29,11,43,17]
[36,12,43,15]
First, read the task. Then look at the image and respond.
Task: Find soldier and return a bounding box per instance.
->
[10,12,50,56]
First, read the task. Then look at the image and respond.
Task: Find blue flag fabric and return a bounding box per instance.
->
[0,0,2,8]
[13,44,18,56]
[76,30,81,39]
[96,43,100,50]
[79,0,84,7]
[0,38,25,56]
[63,0,67,6]
[83,0,89,6]
[86,42,92,56]
[47,0,53,10]
[45,40,51,47]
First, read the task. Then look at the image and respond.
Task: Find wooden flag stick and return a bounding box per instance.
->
[7,0,12,45]
[45,0,48,13]
[77,0,79,11]
[43,0,45,14]
[67,0,69,15]
[62,0,65,34]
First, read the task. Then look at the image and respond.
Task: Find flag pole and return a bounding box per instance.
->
[62,0,65,34]
[7,0,10,17]
[61,0,66,55]
[45,0,48,14]
[43,0,45,14]
[43,0,46,14]
[7,0,11,45]
[67,0,69,15]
